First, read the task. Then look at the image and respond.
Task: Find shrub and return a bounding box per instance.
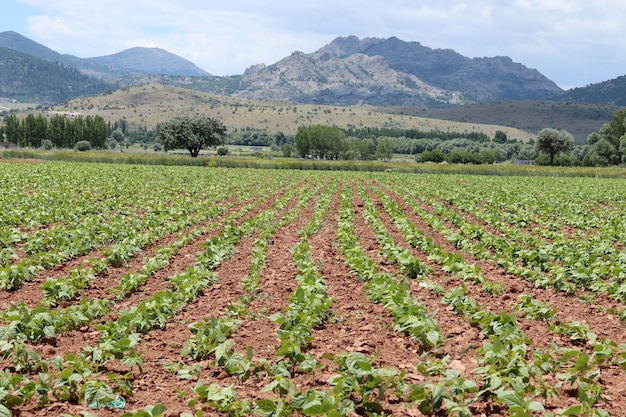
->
[534,154,551,166]
[41,139,53,150]
[417,149,444,163]
[217,147,229,156]
[75,141,91,152]
[105,138,117,150]
[153,143,163,152]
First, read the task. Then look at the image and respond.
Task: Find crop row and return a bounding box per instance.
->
[1,163,626,416]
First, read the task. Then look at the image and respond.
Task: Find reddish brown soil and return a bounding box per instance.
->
[4,175,626,417]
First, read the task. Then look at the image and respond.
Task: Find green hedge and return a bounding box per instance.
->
[2,149,625,178]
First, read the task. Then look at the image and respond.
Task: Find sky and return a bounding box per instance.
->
[1,0,625,90]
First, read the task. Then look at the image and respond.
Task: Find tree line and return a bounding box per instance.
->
[344,126,491,142]
[1,114,107,149]
[3,108,624,167]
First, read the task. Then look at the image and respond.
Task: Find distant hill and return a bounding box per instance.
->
[0,31,128,80]
[87,47,211,77]
[46,83,536,142]
[379,100,624,143]
[556,76,626,106]
[0,47,111,103]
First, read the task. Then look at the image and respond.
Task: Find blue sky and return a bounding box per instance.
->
[1,0,625,90]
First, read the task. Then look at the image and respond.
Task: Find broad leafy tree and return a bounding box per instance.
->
[158,116,227,157]
[535,128,574,165]
[357,138,376,160]
[294,125,346,159]
[586,109,626,165]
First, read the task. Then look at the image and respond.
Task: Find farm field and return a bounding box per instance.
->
[1,161,626,416]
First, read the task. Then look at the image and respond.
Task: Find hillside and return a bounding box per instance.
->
[556,76,626,106]
[0,47,111,103]
[45,83,535,141]
[0,31,128,80]
[380,101,623,143]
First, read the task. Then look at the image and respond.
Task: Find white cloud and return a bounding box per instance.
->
[10,0,626,86]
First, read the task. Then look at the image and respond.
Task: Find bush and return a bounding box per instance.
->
[105,138,117,150]
[153,143,163,152]
[41,139,53,150]
[75,141,91,152]
[443,151,495,165]
[417,149,444,163]
[534,154,550,166]
[217,147,229,156]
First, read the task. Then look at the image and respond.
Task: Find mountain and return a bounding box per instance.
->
[87,47,211,77]
[230,36,563,106]
[0,31,210,80]
[0,47,111,103]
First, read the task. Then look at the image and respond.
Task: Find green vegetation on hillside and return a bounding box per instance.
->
[43,84,535,141]
[382,100,624,143]
[0,47,111,103]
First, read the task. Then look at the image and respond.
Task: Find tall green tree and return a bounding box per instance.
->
[3,114,21,144]
[48,115,67,148]
[535,128,574,165]
[357,138,376,160]
[295,125,346,159]
[158,116,227,157]
[376,137,394,161]
[493,130,508,144]
[586,109,626,165]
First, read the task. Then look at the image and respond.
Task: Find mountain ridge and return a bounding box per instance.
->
[0,31,210,79]
[229,35,562,106]
[0,31,624,108]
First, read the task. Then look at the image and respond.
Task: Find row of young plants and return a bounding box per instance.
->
[71,178,312,409]
[366,182,505,296]
[334,184,474,415]
[39,176,287,309]
[392,174,626,300]
[0,168,311,415]
[40,199,239,308]
[0,164,273,290]
[359,178,615,416]
[425,178,625,276]
[404,180,626,307]
[377,176,594,297]
[443,175,626,236]
[173,180,337,416]
[181,179,420,416]
[0,163,129,229]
